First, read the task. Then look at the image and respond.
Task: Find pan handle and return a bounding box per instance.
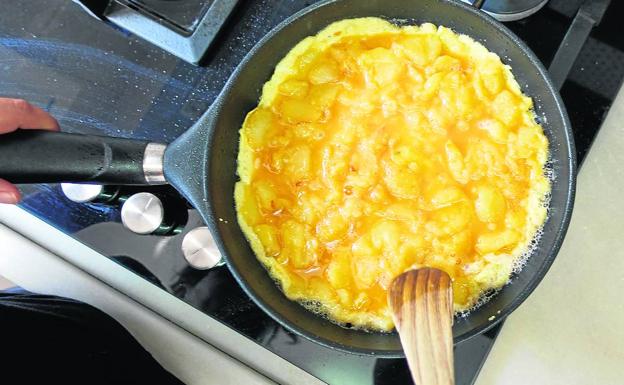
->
[164,106,216,220]
[0,130,167,185]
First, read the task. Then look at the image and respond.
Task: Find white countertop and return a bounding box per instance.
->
[476,84,624,385]
[2,86,623,385]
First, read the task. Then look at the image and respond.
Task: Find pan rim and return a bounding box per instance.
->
[209,0,577,357]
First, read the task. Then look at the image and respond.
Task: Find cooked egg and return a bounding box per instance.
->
[235,18,550,331]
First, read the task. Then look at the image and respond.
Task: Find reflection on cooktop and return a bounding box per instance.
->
[128,0,215,31]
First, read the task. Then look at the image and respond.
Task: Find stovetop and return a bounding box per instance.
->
[1,1,623,384]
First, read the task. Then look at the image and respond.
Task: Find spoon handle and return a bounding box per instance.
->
[388,268,454,385]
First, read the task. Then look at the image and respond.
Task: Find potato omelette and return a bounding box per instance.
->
[235,18,550,331]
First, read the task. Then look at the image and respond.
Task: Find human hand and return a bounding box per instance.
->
[0,98,59,204]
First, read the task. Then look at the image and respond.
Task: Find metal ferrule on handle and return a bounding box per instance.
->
[0,130,167,186]
[142,143,167,184]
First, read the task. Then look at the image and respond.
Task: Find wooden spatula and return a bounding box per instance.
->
[388,267,454,385]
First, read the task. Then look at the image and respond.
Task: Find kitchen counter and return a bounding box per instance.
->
[476,80,624,385]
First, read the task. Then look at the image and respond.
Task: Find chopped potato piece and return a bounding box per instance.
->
[476,229,520,255]
[244,108,276,149]
[282,220,314,268]
[309,84,341,109]
[308,61,341,84]
[428,55,461,75]
[474,184,506,223]
[370,220,401,252]
[279,79,310,98]
[439,26,468,57]
[422,71,444,100]
[395,35,442,67]
[491,90,520,126]
[280,99,322,123]
[354,253,380,289]
[429,202,474,236]
[480,62,504,96]
[253,180,278,213]
[478,119,508,143]
[326,248,353,289]
[316,211,349,242]
[445,140,468,184]
[358,47,404,87]
[383,160,421,199]
[283,145,311,181]
[255,224,281,257]
[430,186,467,209]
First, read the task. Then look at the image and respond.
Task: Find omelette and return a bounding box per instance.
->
[234,18,550,331]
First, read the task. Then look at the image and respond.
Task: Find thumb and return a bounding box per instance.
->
[0,179,20,204]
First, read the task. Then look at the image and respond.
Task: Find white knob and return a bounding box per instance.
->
[121,192,165,235]
[182,227,223,269]
[61,183,117,203]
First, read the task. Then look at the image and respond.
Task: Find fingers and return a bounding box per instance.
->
[0,98,57,204]
[0,98,60,134]
[0,179,20,204]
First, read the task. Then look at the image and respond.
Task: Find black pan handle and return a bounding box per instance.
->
[164,105,216,223]
[0,130,167,185]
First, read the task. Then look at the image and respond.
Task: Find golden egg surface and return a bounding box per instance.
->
[235,18,550,331]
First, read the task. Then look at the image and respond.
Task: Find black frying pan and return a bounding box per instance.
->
[0,0,575,356]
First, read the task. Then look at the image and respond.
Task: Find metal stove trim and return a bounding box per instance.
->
[105,0,238,64]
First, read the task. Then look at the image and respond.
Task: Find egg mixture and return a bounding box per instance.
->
[235,18,550,331]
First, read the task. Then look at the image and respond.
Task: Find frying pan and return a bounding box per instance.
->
[0,0,575,356]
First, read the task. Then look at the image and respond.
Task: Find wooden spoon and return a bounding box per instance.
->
[388,268,454,385]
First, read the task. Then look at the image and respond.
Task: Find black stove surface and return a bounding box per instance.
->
[1,1,623,384]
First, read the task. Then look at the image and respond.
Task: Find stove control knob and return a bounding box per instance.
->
[61,183,120,204]
[182,227,224,270]
[121,192,181,235]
